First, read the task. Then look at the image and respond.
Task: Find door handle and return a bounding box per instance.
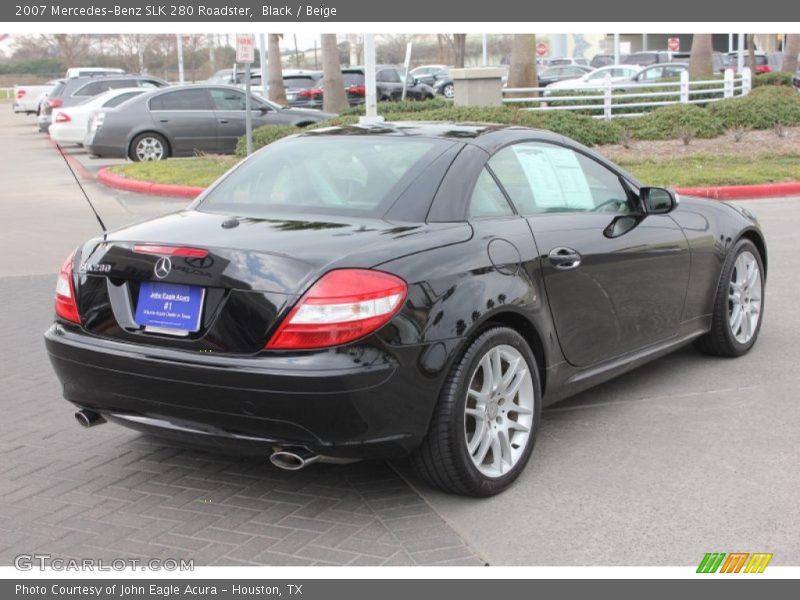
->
[158,119,169,123]
[218,119,229,124]
[548,247,582,270]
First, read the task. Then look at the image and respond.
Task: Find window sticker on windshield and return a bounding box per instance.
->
[511,145,593,209]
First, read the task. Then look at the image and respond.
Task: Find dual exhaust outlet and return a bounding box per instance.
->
[74,410,324,471]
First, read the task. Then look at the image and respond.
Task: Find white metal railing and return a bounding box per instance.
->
[503,68,752,119]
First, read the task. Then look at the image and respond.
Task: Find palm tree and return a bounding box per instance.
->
[267,34,287,105]
[506,34,538,98]
[688,34,713,79]
[782,34,799,73]
[321,34,348,114]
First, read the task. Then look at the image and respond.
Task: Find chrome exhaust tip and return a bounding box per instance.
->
[269,448,321,471]
[74,409,105,428]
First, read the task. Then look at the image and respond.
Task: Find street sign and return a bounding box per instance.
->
[668,37,680,52]
[536,42,548,57]
[236,34,256,63]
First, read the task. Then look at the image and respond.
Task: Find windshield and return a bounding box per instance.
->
[197,136,450,219]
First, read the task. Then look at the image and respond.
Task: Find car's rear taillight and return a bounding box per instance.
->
[49,98,63,108]
[16,89,26,99]
[132,244,209,258]
[267,269,407,349]
[347,85,366,96]
[55,112,71,123]
[55,250,80,323]
[298,88,322,98]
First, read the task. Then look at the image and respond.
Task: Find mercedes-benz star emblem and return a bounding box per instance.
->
[154,256,172,279]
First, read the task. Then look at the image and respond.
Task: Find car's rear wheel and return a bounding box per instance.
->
[442,83,454,98]
[129,133,168,162]
[695,239,765,357]
[411,327,541,497]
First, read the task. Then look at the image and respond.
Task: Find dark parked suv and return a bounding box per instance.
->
[39,74,168,132]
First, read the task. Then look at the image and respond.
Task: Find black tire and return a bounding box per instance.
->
[695,238,765,357]
[128,132,169,162]
[411,327,542,497]
[442,83,454,99]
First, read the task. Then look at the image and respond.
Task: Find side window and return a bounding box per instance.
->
[209,88,247,110]
[74,80,109,96]
[102,91,142,107]
[469,169,515,218]
[378,69,402,83]
[149,89,212,111]
[488,143,634,214]
[140,79,165,89]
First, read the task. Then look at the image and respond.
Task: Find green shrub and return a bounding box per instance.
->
[709,85,800,129]
[340,97,449,117]
[752,71,795,88]
[625,104,726,140]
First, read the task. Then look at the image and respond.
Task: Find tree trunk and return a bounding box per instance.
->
[506,34,538,98]
[783,34,800,73]
[747,34,757,72]
[267,34,287,105]
[452,34,467,68]
[688,33,713,79]
[321,34,349,114]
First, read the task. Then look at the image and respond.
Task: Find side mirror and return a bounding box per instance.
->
[640,186,678,214]
[258,105,270,114]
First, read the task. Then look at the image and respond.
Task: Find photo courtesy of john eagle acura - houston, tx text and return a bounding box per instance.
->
[44,122,767,497]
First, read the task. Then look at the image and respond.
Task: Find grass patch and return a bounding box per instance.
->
[107,155,238,188]
[106,152,800,192]
[621,153,800,187]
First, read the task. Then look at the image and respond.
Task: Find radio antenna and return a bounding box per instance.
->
[55,142,107,234]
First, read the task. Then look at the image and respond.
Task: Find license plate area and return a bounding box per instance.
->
[134,281,205,336]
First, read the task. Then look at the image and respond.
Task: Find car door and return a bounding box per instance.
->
[377,67,404,100]
[487,141,690,367]
[147,88,217,155]
[209,87,284,154]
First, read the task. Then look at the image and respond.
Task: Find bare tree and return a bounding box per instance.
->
[438,34,467,67]
[688,34,713,79]
[41,34,90,66]
[267,34,287,105]
[116,35,153,73]
[506,34,538,97]
[747,34,757,73]
[783,34,800,73]
[321,34,348,114]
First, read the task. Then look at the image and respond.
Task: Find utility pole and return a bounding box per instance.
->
[176,34,185,83]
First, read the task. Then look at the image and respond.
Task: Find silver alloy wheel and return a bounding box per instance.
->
[728,250,762,344]
[135,136,165,161]
[443,84,455,99]
[464,344,534,478]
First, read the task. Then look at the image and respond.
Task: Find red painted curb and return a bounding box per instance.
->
[97,168,204,199]
[676,182,800,200]
[48,139,91,180]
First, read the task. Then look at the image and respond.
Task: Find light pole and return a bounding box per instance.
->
[176,34,185,84]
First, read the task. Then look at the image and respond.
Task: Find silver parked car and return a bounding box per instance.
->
[84,84,334,161]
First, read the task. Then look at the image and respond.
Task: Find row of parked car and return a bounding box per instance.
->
[13,68,344,161]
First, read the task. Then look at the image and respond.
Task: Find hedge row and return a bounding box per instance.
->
[238,84,800,155]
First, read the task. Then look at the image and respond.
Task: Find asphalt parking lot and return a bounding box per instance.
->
[1,108,798,567]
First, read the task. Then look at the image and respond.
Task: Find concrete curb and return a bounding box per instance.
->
[96,168,203,199]
[96,166,800,202]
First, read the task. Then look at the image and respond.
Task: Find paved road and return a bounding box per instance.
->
[0,110,482,567]
[1,109,798,567]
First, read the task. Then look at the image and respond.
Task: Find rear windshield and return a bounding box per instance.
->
[341,72,366,86]
[284,76,318,88]
[197,136,450,218]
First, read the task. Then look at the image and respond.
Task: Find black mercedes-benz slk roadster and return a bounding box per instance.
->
[45,122,767,496]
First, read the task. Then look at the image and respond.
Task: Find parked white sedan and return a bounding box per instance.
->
[49,87,146,145]
[546,65,643,91]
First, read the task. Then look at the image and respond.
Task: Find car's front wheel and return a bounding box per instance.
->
[441,83,455,98]
[129,132,168,162]
[695,238,765,357]
[411,327,541,496]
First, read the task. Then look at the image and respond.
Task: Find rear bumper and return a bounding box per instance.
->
[45,323,440,459]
